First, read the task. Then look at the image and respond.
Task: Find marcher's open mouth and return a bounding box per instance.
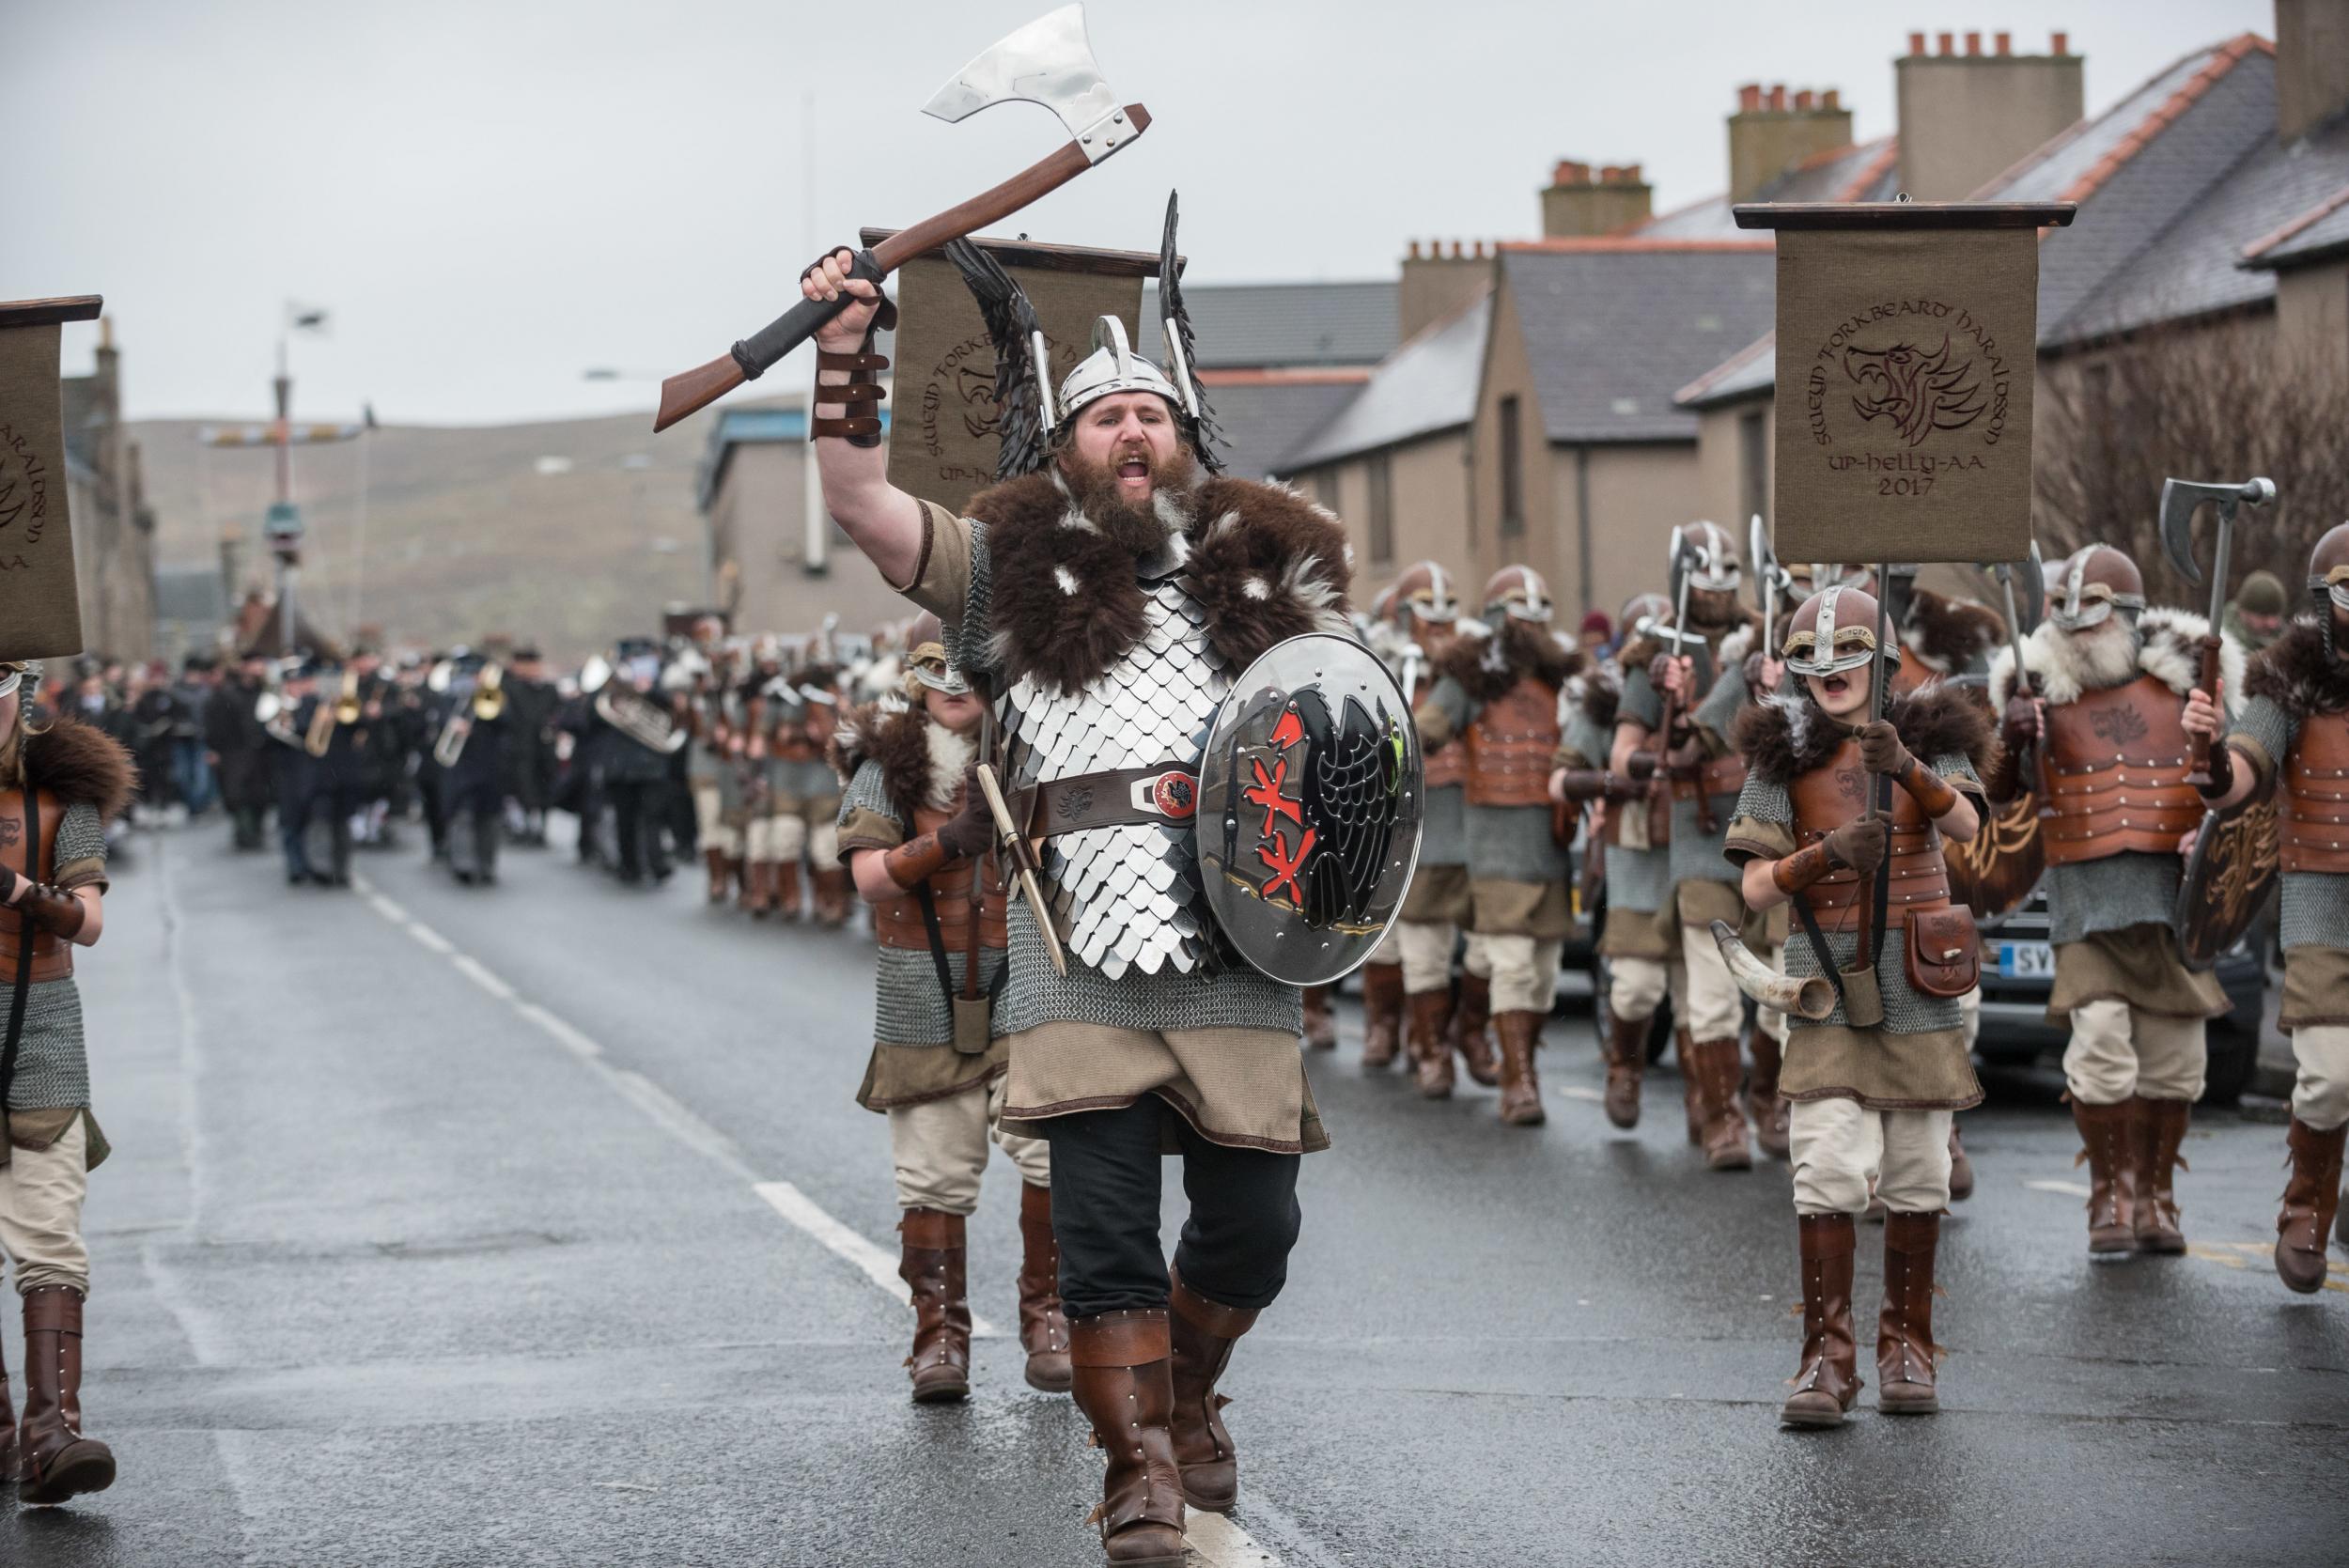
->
[1822,674,1851,697]
[1117,457,1149,479]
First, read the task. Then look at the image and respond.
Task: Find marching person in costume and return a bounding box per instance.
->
[1619,523,1766,1170]
[833,613,1069,1400]
[0,663,135,1503]
[763,666,851,925]
[1726,588,1992,1426]
[1381,563,1497,1092]
[428,654,511,887]
[684,649,743,905]
[1339,580,1411,1070]
[2183,521,2349,1292]
[1414,567,1582,1122]
[801,207,1384,1566]
[1988,544,2240,1257]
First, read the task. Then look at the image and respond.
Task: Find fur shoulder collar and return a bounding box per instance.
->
[1903,587,2004,675]
[829,700,970,820]
[1438,618,1584,703]
[1734,683,1997,787]
[1577,669,1622,729]
[22,717,136,821]
[2244,618,2349,716]
[977,472,1352,697]
[1988,606,2243,710]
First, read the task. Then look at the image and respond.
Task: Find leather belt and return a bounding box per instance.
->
[1015,764,1198,837]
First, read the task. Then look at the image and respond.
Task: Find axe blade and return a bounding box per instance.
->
[924,4,1130,161]
[2025,538,2047,632]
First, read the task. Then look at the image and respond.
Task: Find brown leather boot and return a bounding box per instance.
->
[1495,1010,1547,1126]
[1677,1029,1703,1145]
[1948,1122,1975,1201]
[1876,1211,1943,1414]
[0,1314,14,1484]
[2135,1096,2190,1254]
[898,1209,971,1403]
[1068,1311,1187,1567]
[1168,1268,1257,1514]
[1450,972,1501,1088]
[1601,1011,1647,1130]
[2070,1097,2139,1255]
[1781,1214,1861,1428]
[1358,962,1405,1067]
[2277,1118,2348,1295]
[814,867,853,926]
[1747,1031,1790,1159]
[772,861,801,921]
[1689,1036,1753,1171]
[704,846,731,904]
[16,1286,114,1507]
[1408,991,1455,1099]
[741,859,772,916]
[1016,1184,1073,1392]
[1299,985,1337,1051]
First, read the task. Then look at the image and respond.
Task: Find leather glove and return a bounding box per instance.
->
[1857,719,1914,779]
[1822,817,1888,877]
[936,766,995,860]
[0,864,17,905]
[1999,697,2040,752]
[1742,651,1767,694]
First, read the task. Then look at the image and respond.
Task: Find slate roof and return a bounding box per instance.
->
[1138,281,1396,369]
[1196,373,1368,481]
[1279,291,1493,471]
[2244,183,2349,267]
[1501,242,1777,442]
[1634,137,1901,240]
[1675,332,1778,411]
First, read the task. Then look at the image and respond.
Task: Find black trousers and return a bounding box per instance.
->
[1040,1098,1302,1320]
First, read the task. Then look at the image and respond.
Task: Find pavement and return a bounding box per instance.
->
[10,821,2345,1567]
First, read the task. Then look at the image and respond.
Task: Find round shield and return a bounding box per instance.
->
[2174,799,2279,971]
[1196,633,1423,986]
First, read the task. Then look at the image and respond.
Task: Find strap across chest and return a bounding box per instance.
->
[1787,741,1950,930]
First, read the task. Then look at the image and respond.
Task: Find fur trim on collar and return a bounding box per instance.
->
[2244,617,2349,716]
[1902,587,2004,676]
[976,471,1352,696]
[1438,617,1584,702]
[1734,683,1998,787]
[828,699,967,822]
[1988,605,2242,710]
[18,717,137,822]
[1577,669,1621,730]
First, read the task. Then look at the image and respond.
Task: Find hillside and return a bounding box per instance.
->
[134,399,774,660]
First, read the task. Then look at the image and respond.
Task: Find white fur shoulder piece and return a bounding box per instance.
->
[1987,607,2243,709]
[922,722,976,813]
[1718,623,1755,669]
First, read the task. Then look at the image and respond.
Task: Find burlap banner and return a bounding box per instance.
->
[865,229,1159,515]
[1738,206,2070,566]
[0,298,100,662]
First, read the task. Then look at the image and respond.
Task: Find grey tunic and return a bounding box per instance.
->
[8,801,104,1110]
[2233,694,2349,952]
[1419,784,1468,868]
[1426,677,1570,885]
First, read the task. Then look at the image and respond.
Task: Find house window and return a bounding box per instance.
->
[1738,408,1768,528]
[1499,396,1524,537]
[1367,454,1393,566]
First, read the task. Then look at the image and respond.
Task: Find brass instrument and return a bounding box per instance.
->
[595,684,688,754]
[305,670,358,757]
[472,663,506,721]
[255,690,303,749]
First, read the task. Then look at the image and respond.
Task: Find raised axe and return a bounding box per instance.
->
[2158,474,2277,787]
[1647,525,1712,842]
[1747,513,1781,685]
[653,5,1150,434]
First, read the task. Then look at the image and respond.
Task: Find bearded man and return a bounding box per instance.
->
[801,230,1352,1566]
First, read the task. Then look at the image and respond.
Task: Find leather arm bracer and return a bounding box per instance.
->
[1555,769,1637,803]
[882,831,954,891]
[14,882,86,940]
[1769,840,1840,896]
[1893,757,1959,818]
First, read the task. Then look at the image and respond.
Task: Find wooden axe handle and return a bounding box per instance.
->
[2186,634,2222,788]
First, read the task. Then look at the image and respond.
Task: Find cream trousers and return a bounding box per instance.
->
[691,783,737,858]
[1609,954,1686,1025]
[1483,935,1562,1015]
[1791,1097,1952,1217]
[887,1075,1050,1215]
[0,1118,88,1296]
[1677,921,1746,1041]
[2062,999,2206,1105]
[2292,1024,2349,1131]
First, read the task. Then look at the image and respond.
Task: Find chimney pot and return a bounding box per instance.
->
[1767,84,1786,111]
[1794,88,1815,111]
[1738,83,1762,112]
[1407,240,1422,260]
[1965,30,1982,55]
[1937,31,1954,54]
[2051,30,2068,55]
[1473,240,1487,258]
[1450,240,1463,259]
[1994,30,2011,54]
[1907,30,1925,54]
[1625,162,1642,184]
[1823,87,1840,109]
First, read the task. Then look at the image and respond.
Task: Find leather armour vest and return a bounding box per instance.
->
[0,786,70,983]
[1465,675,1560,808]
[871,799,1011,953]
[998,536,1231,979]
[1788,741,1952,931]
[1423,736,1467,792]
[2040,675,2201,865]
[2283,707,2349,875]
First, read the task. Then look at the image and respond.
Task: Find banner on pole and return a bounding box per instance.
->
[0,298,101,662]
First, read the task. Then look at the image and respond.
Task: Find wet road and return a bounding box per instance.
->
[16,823,2344,1566]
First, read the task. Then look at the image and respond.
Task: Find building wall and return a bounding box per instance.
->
[1894,49,2084,201]
[2276,260,2349,381]
[1467,277,1559,589]
[1563,442,1709,623]
[66,346,157,662]
[1300,430,1475,597]
[1691,401,1776,553]
[706,441,919,637]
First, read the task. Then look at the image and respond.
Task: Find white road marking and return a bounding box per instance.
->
[1186,1512,1284,1566]
[1557,1086,1604,1103]
[350,873,1000,1337]
[2026,1179,2092,1199]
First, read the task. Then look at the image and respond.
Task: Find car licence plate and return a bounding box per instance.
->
[1999,940,2054,979]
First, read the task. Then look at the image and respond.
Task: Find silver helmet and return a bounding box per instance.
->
[1056,316,1187,425]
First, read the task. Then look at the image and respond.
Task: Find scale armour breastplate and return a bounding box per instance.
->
[998,541,1232,979]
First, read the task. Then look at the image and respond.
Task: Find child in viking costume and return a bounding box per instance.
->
[0,662,135,1503]
[833,614,1069,1401]
[1987,544,2240,1257]
[2183,521,2349,1292]
[1623,523,1767,1170]
[1414,567,1582,1124]
[1342,580,1411,1072]
[1725,588,1992,1426]
[801,206,1376,1565]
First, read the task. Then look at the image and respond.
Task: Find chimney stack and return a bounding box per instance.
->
[1726,82,1854,203]
[2277,0,2349,143]
[1399,236,1494,340]
[1895,29,2085,198]
[1540,154,1653,239]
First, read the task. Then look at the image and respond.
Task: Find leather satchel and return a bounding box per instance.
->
[1904,905,1982,999]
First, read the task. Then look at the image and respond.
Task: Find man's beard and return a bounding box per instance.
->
[1062,442,1200,553]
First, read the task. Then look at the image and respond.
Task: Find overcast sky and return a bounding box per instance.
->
[8,0,2272,427]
